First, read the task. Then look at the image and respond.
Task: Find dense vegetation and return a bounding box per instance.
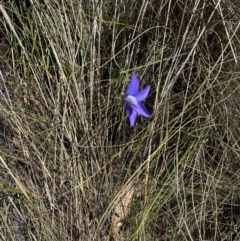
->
[1,0,240,240]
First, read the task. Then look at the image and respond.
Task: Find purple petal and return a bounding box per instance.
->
[126,73,139,95]
[126,105,137,127]
[134,85,150,101]
[132,101,150,118]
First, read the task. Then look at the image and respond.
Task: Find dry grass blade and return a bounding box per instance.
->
[111,179,138,240]
[0,0,240,240]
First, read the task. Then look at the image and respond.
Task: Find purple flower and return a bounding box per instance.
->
[124,73,151,127]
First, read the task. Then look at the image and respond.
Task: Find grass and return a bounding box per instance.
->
[1,0,240,240]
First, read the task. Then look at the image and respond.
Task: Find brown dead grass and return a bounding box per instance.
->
[1,0,240,240]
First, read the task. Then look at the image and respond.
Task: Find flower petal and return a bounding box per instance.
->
[124,95,138,107]
[126,105,137,127]
[134,85,150,101]
[126,73,139,95]
[132,101,150,118]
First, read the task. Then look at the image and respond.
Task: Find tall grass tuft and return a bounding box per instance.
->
[1,0,240,240]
